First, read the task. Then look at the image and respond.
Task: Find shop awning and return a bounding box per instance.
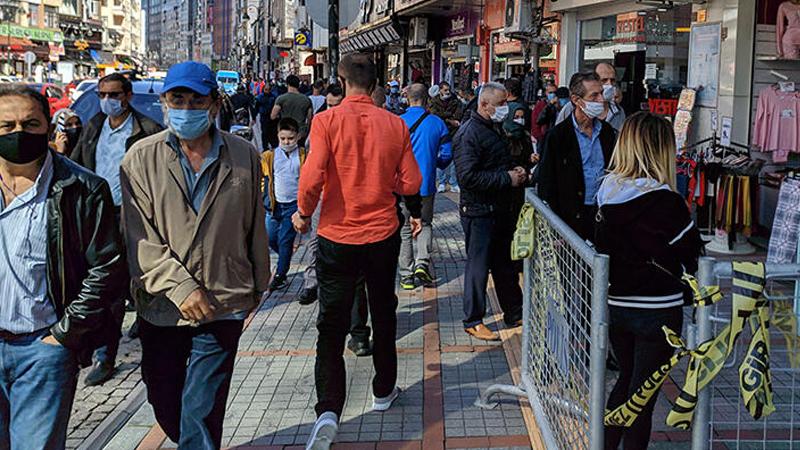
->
[304,54,317,66]
[89,49,114,65]
[341,21,401,54]
[0,37,35,52]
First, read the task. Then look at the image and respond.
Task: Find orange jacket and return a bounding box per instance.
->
[298,95,422,245]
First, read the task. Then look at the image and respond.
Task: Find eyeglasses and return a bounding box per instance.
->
[164,95,213,109]
[97,91,125,99]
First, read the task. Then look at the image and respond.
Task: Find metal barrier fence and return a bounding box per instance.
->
[693,259,800,450]
[476,190,610,450]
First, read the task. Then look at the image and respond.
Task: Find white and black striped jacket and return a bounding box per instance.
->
[594,177,704,309]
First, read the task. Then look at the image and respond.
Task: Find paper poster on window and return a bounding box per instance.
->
[687,22,721,108]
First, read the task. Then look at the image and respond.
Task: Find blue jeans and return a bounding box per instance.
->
[436,162,458,188]
[267,201,299,277]
[139,319,243,449]
[0,329,79,450]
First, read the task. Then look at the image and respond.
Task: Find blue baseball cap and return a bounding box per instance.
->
[163,61,218,96]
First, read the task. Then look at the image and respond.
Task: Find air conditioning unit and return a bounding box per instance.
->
[408,17,427,47]
[504,0,532,34]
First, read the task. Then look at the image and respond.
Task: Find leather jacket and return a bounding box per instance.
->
[46,152,128,366]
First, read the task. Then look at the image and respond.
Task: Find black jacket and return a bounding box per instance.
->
[453,110,516,217]
[537,115,616,232]
[46,152,128,365]
[70,108,163,171]
[595,183,703,309]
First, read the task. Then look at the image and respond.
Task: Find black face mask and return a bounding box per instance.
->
[65,127,82,150]
[0,131,49,164]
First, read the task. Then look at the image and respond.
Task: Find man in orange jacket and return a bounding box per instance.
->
[293,53,422,449]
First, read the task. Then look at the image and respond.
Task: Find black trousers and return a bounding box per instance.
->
[314,231,401,417]
[461,213,523,328]
[349,278,370,342]
[604,306,683,450]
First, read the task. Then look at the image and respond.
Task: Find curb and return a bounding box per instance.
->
[76,381,147,450]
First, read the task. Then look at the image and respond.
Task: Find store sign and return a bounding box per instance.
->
[294,30,312,47]
[446,10,477,38]
[614,13,644,43]
[493,33,522,55]
[614,12,674,45]
[0,24,63,43]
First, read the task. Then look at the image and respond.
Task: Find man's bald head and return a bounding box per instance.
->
[407,83,428,107]
[595,62,617,86]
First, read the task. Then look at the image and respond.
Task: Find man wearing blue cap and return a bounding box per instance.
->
[120,61,270,448]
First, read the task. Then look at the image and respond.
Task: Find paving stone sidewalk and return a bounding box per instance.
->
[103,193,535,450]
[66,310,143,449]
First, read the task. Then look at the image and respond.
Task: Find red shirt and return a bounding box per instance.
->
[298,95,422,245]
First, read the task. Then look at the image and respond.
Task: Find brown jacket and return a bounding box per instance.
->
[121,129,270,326]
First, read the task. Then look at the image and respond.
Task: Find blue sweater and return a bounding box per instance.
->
[400,106,452,196]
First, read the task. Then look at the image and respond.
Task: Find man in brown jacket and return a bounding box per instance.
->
[120,61,269,449]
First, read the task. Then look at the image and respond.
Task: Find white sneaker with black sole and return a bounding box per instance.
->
[372,386,402,412]
[305,411,338,450]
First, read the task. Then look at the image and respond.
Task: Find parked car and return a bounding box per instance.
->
[71,78,164,126]
[70,79,97,102]
[27,83,71,116]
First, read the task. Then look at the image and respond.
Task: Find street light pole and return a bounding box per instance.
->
[327,0,338,83]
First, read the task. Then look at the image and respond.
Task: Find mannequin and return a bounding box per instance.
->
[777,0,800,59]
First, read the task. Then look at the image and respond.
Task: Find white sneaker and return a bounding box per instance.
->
[305,411,338,450]
[437,184,446,193]
[451,185,461,194]
[372,386,402,412]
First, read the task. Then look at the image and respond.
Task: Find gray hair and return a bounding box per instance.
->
[407,83,428,104]
[478,82,506,102]
[569,72,599,98]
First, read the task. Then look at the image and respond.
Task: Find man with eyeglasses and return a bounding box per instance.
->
[555,62,626,131]
[70,72,163,387]
[120,61,269,448]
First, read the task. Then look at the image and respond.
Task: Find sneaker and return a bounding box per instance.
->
[437,184,446,193]
[450,185,460,194]
[296,287,318,305]
[400,275,416,290]
[347,338,373,357]
[305,412,338,450]
[84,361,115,387]
[269,274,287,291]
[372,386,402,412]
[414,264,434,286]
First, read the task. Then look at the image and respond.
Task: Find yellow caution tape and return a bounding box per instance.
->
[604,262,776,429]
[511,203,535,261]
[772,300,800,369]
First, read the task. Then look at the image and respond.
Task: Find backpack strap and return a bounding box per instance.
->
[408,111,430,135]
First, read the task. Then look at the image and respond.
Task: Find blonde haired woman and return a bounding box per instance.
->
[595,112,703,450]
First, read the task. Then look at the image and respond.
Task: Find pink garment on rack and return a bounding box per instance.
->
[777,1,800,59]
[753,86,800,162]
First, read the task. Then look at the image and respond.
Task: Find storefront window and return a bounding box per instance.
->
[578,5,691,114]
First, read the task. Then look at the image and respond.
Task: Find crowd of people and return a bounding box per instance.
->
[0,53,703,450]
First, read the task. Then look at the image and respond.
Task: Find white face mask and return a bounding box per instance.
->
[581,100,605,119]
[491,104,509,122]
[441,93,451,100]
[280,143,298,152]
[513,117,525,126]
[602,84,616,102]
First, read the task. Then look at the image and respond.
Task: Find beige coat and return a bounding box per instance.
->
[121,129,270,326]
